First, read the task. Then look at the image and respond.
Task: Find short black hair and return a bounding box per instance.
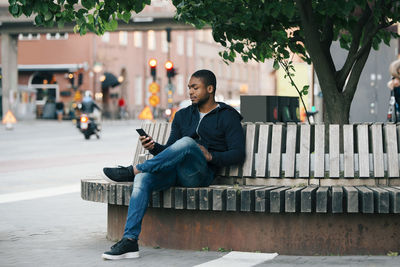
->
[191,69,217,93]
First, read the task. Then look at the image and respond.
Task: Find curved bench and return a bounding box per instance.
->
[82,122,400,255]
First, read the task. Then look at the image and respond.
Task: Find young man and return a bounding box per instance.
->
[101,69,245,260]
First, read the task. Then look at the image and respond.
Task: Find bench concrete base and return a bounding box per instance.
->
[107,204,400,255]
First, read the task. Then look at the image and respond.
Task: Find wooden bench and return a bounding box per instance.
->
[82,122,400,255]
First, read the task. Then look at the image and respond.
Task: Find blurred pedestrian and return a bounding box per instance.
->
[118,97,127,119]
[55,101,64,122]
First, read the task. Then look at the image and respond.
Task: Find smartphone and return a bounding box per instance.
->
[136,128,149,137]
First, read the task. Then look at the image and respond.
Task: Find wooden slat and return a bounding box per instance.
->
[116,184,124,205]
[329,125,340,178]
[371,123,384,178]
[242,123,256,177]
[384,124,399,177]
[368,186,389,214]
[151,191,163,208]
[314,124,325,178]
[240,186,266,212]
[133,122,147,164]
[343,124,355,178]
[212,186,227,211]
[270,186,290,213]
[255,124,270,177]
[298,124,310,177]
[357,124,370,178]
[254,186,281,212]
[301,186,318,213]
[174,187,187,209]
[284,123,297,178]
[343,186,359,213]
[285,187,305,212]
[316,186,329,213]
[108,184,116,205]
[163,188,175,208]
[164,122,172,144]
[123,184,133,206]
[355,186,373,213]
[228,164,240,177]
[199,188,212,210]
[380,186,400,213]
[269,124,283,177]
[332,186,343,213]
[187,188,199,210]
[152,123,161,143]
[157,122,168,144]
[226,187,240,211]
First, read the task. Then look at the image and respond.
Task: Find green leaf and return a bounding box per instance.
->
[9,0,17,5]
[273,60,280,70]
[9,4,19,15]
[81,0,95,10]
[44,12,53,21]
[34,14,43,25]
[122,12,131,23]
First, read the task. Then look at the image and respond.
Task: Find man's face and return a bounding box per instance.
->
[188,76,213,106]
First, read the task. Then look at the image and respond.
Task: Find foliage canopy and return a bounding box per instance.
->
[8,0,400,123]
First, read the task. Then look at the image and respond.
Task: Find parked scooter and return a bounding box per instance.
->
[76,113,100,140]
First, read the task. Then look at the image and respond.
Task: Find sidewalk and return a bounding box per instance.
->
[1,191,400,267]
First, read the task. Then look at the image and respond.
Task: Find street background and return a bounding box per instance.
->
[1,120,400,266]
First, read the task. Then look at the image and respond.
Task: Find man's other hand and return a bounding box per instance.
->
[197,144,212,162]
[140,136,155,150]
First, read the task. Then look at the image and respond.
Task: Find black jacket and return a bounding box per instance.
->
[150,102,245,172]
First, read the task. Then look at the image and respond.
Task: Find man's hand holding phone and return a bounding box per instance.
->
[136,129,155,150]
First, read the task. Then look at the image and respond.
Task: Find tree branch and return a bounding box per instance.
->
[321,17,333,52]
[336,5,372,90]
[296,0,337,94]
[343,41,372,101]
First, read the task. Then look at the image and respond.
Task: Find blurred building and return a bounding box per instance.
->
[0,0,277,120]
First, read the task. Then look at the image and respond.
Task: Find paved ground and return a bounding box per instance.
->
[1,119,400,266]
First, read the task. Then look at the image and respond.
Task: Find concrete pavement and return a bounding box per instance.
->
[1,119,400,266]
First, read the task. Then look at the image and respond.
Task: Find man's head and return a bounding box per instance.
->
[188,69,217,106]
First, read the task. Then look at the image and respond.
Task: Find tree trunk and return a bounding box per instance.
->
[322,90,352,125]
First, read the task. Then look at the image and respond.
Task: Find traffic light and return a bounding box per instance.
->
[149,58,157,81]
[165,60,176,78]
[68,72,75,87]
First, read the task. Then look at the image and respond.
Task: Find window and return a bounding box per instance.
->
[135,76,143,105]
[177,35,184,56]
[147,30,156,50]
[119,31,128,46]
[161,31,168,53]
[186,37,193,57]
[102,32,110,43]
[196,30,204,42]
[177,75,184,96]
[46,33,68,40]
[18,33,40,41]
[134,32,142,48]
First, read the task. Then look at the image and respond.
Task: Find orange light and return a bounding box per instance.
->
[80,116,88,123]
[149,58,157,68]
[165,60,173,70]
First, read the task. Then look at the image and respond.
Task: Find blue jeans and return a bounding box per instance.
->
[123,137,214,240]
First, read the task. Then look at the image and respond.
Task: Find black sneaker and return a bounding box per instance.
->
[103,165,135,183]
[102,238,139,260]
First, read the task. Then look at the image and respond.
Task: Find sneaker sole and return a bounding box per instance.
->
[102,172,119,183]
[102,251,139,260]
